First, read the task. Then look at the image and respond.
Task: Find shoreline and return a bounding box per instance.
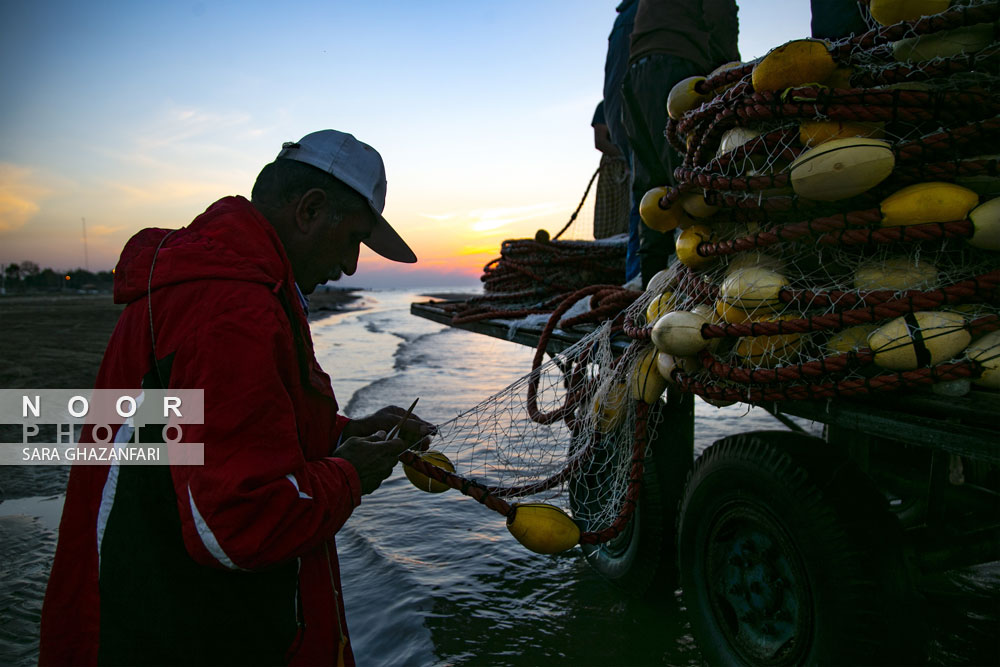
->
[305,287,365,321]
[0,289,371,387]
[418,291,480,302]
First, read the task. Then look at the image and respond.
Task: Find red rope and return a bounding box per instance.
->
[525,285,627,425]
[676,360,981,403]
[699,218,975,257]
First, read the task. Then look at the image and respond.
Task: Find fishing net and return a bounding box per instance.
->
[402,287,654,548]
[648,0,1000,404]
[404,1,1000,552]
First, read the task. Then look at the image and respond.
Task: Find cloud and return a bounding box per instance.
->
[420,201,566,233]
[418,212,459,221]
[457,245,500,256]
[90,104,266,176]
[467,202,565,232]
[0,164,49,232]
[85,224,128,237]
[103,179,227,205]
[139,106,255,150]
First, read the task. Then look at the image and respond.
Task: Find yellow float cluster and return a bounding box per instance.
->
[632,16,1000,398]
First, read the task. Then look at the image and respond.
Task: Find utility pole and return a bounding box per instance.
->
[82,217,89,271]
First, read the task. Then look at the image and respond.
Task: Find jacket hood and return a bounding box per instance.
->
[114,196,293,305]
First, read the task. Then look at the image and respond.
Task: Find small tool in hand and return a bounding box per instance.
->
[387,397,419,440]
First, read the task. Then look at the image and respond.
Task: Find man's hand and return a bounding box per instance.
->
[334,431,424,495]
[342,405,435,446]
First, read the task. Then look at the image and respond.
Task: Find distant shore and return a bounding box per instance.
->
[418,291,480,302]
[306,287,364,320]
[0,288,366,389]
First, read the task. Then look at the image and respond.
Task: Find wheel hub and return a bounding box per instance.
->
[706,503,812,665]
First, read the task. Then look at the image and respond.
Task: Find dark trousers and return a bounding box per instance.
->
[622,54,701,286]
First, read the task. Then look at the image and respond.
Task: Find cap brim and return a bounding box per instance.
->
[364,213,417,263]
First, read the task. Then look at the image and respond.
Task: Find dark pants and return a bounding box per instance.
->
[622,54,701,286]
[810,0,868,40]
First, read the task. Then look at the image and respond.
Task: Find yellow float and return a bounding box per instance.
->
[680,191,720,218]
[869,311,971,370]
[707,60,744,92]
[651,310,711,357]
[790,137,895,201]
[717,127,761,156]
[799,120,884,147]
[675,225,715,270]
[646,291,677,325]
[880,182,980,227]
[823,65,855,89]
[719,267,788,312]
[725,252,784,275]
[853,257,938,291]
[403,450,457,493]
[592,382,628,433]
[752,39,836,92]
[870,0,951,26]
[715,300,755,325]
[969,198,1000,250]
[506,503,580,554]
[639,187,690,232]
[655,352,701,383]
[630,347,668,404]
[892,23,995,62]
[735,314,802,368]
[966,330,1000,389]
[667,76,709,121]
[826,324,878,354]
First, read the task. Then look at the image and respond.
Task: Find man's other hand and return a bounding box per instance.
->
[342,405,435,445]
[334,431,421,495]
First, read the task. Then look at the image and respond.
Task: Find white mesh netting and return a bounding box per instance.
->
[423,319,658,540]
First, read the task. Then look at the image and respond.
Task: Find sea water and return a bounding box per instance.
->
[1,288,997,666]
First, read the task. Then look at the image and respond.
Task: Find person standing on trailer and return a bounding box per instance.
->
[622,0,740,286]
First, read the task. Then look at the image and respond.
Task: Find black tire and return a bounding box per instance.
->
[575,392,694,595]
[678,430,923,666]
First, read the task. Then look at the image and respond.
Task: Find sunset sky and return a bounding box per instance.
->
[0,1,811,288]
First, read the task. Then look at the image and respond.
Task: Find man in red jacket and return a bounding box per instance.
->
[39,130,433,666]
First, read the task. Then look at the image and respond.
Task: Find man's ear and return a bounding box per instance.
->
[294,188,329,233]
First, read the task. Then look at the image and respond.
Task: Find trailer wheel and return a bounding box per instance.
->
[678,431,922,665]
[575,393,694,595]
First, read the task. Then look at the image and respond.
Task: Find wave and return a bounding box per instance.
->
[344,376,398,417]
[393,329,451,371]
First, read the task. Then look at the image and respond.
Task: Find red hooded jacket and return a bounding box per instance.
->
[40,196,360,666]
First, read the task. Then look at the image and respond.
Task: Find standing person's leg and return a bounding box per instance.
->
[622,55,701,286]
[625,197,641,283]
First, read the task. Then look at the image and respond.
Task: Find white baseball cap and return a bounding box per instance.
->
[277,130,417,263]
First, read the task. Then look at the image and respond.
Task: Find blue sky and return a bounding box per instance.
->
[0,1,812,288]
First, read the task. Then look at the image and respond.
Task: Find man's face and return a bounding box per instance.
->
[301,206,377,293]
